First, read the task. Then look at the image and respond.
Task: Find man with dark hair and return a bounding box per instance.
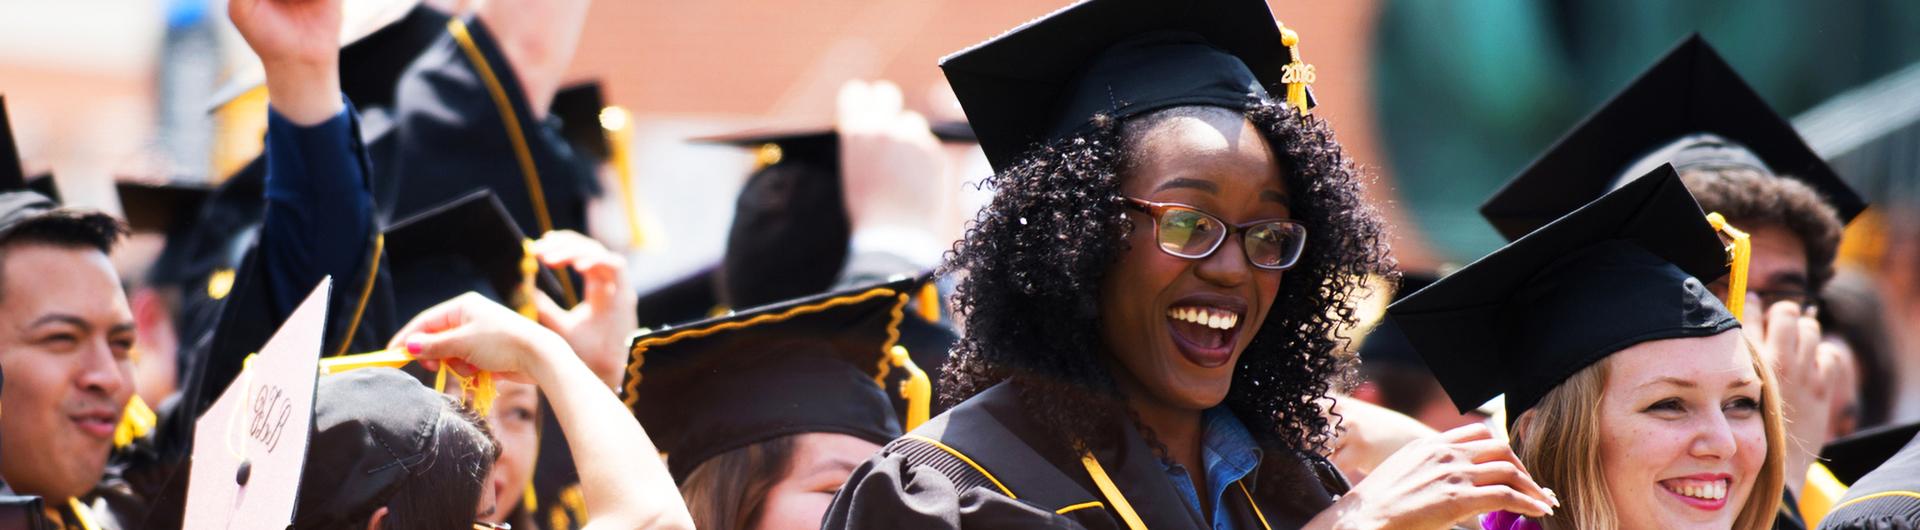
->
[0,191,134,527]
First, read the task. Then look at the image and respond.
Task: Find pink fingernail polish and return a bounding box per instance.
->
[406,340,423,354]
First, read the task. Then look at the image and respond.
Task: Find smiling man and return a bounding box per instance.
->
[0,190,133,527]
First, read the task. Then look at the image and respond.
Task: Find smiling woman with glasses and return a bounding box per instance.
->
[822,0,1560,528]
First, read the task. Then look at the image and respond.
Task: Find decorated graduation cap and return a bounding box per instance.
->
[383,190,562,319]
[184,281,332,528]
[1481,35,1865,241]
[941,0,1317,172]
[1389,166,1743,418]
[623,275,933,482]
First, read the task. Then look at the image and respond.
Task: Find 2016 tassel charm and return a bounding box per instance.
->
[1278,25,1315,116]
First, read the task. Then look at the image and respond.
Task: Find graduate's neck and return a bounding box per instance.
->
[1110,363,1206,495]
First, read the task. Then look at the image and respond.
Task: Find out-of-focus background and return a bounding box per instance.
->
[7,0,1920,418]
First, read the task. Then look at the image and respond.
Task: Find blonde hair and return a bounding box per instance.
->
[1509,334,1786,530]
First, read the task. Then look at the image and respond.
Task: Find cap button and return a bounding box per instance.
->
[236,460,252,486]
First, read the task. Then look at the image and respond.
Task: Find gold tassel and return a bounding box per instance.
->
[519,239,543,320]
[1278,25,1315,116]
[324,348,497,415]
[317,348,413,375]
[113,395,157,449]
[889,345,932,430]
[600,106,649,249]
[916,282,941,323]
[1707,213,1752,320]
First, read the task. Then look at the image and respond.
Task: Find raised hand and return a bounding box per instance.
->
[528,230,636,388]
[388,292,572,386]
[1742,298,1841,495]
[1308,423,1559,530]
[229,0,344,124]
[837,79,953,260]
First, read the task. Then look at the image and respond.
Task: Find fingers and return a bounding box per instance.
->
[532,291,568,330]
[1436,422,1494,444]
[1762,300,1804,368]
[386,293,478,350]
[404,327,474,363]
[532,231,629,310]
[1463,460,1557,512]
[1461,484,1556,519]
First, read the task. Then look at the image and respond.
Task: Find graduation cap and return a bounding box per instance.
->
[1389,166,1740,418]
[1819,421,1920,485]
[941,0,1316,172]
[114,180,213,235]
[184,281,331,529]
[0,95,22,191]
[1355,271,1438,370]
[692,129,850,308]
[551,82,612,161]
[383,190,562,319]
[1480,35,1865,241]
[622,276,931,482]
[207,0,448,112]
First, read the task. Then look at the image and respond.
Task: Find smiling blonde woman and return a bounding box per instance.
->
[1390,168,1787,530]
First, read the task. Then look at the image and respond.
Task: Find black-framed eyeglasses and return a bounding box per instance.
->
[1124,198,1307,270]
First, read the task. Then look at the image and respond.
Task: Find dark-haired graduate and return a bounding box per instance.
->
[823,0,1558,528]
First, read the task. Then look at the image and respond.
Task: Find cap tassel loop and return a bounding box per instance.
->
[1278,26,1315,116]
[1707,213,1752,320]
[888,345,932,430]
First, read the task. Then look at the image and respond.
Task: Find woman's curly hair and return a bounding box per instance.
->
[939,97,1392,462]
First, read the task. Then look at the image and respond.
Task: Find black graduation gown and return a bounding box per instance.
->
[824,383,1349,529]
[1815,432,1920,530]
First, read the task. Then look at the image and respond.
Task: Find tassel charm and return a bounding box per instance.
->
[1278,26,1315,116]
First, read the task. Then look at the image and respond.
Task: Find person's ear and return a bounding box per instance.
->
[366,506,389,530]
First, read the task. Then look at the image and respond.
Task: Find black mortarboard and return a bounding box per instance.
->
[207,1,448,112]
[1356,272,1439,369]
[0,96,22,190]
[1390,166,1739,417]
[551,82,611,161]
[695,129,850,308]
[633,265,722,329]
[384,190,561,318]
[294,368,475,528]
[692,125,977,309]
[623,276,929,482]
[1820,421,1920,485]
[1481,35,1865,241]
[941,0,1313,172]
[114,181,212,235]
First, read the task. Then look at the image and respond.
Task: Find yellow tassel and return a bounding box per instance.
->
[889,345,932,430]
[600,106,649,249]
[1707,213,1752,320]
[522,480,539,513]
[436,363,499,417]
[113,395,157,449]
[916,282,941,323]
[318,348,414,375]
[1278,25,1315,116]
[519,239,543,320]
